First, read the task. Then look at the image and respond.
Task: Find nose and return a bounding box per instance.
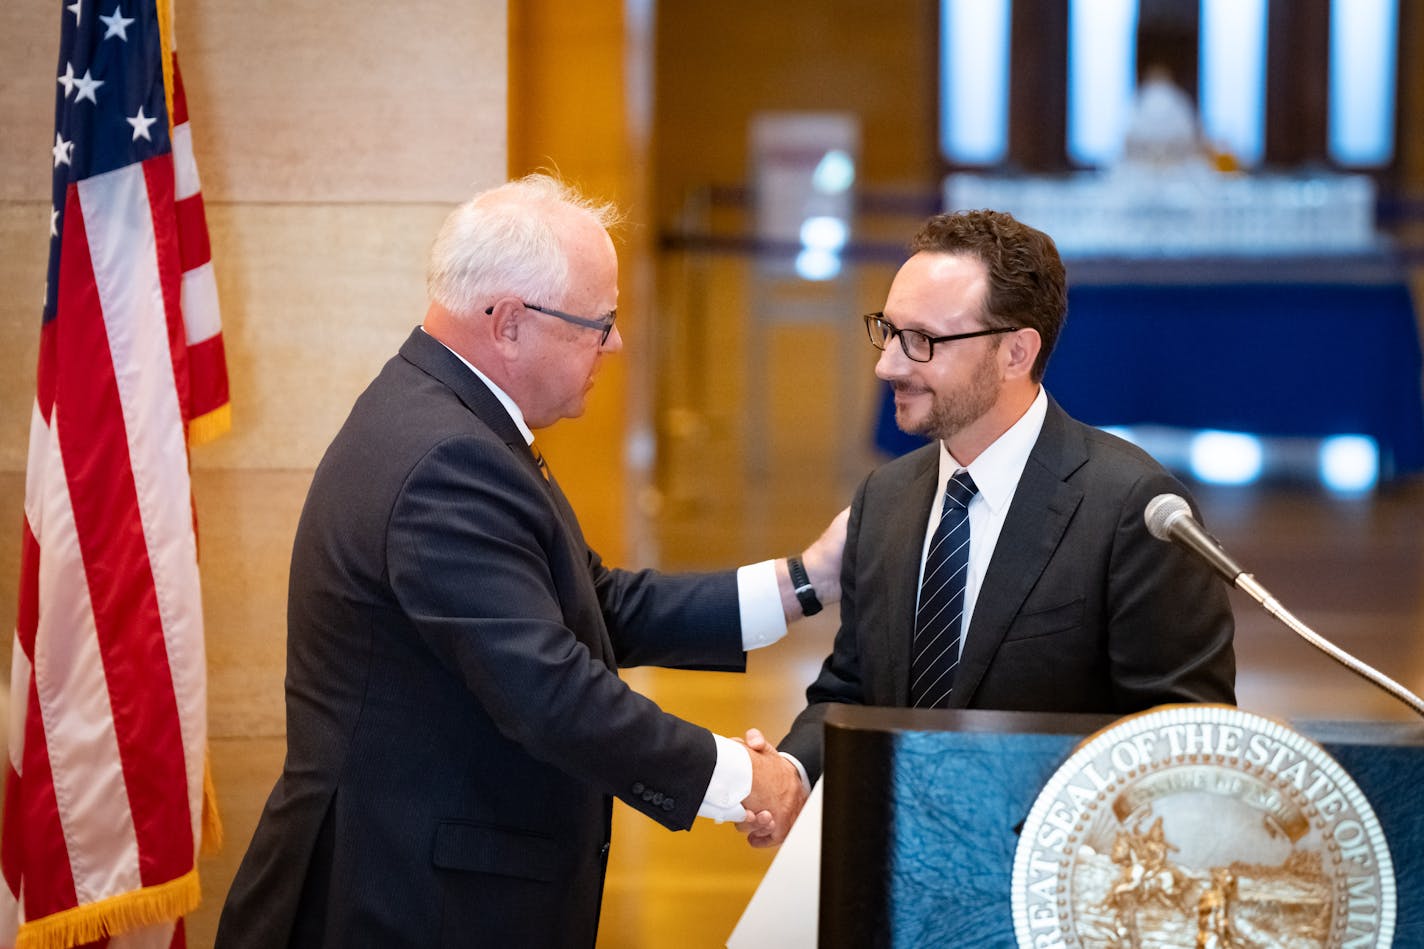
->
[874,339,904,381]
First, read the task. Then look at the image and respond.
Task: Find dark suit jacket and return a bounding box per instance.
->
[780,397,1235,781]
[216,328,745,949]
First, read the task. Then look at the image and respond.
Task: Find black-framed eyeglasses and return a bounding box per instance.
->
[485,301,618,346]
[863,312,1015,363]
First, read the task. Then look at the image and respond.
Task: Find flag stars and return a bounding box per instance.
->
[51,207,61,238]
[127,106,157,141]
[67,0,83,25]
[58,62,76,97]
[72,69,104,104]
[52,132,74,168]
[99,7,134,40]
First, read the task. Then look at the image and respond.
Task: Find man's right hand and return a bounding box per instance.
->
[735,728,807,848]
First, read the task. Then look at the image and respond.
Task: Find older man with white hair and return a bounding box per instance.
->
[215,175,840,948]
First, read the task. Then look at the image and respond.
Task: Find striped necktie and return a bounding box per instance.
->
[909,470,978,708]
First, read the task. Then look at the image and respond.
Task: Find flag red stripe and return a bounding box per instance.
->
[144,159,192,425]
[185,335,229,419]
[36,308,58,423]
[143,158,193,433]
[16,518,40,659]
[55,194,194,885]
[170,59,189,127]
[174,194,211,274]
[16,682,79,919]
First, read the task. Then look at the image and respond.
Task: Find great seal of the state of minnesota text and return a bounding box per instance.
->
[1011,705,1395,948]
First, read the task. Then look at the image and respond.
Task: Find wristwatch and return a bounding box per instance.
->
[787,555,822,617]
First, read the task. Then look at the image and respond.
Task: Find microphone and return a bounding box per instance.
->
[1143,494,1244,583]
[1144,493,1424,718]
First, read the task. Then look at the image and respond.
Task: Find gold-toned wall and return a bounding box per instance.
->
[0,2,506,945]
[654,0,940,220]
[645,0,945,565]
[509,0,650,564]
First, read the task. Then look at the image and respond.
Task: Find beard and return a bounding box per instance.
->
[894,344,1002,442]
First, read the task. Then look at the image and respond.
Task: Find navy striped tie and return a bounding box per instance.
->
[909,470,978,708]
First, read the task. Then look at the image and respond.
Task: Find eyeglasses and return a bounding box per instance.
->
[484,301,618,346]
[863,312,1015,363]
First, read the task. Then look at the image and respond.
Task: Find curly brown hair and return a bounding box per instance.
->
[910,210,1066,382]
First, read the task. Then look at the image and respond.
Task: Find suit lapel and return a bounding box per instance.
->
[950,399,1086,708]
[882,448,940,707]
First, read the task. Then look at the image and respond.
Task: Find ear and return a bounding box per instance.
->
[1002,327,1041,381]
[485,299,523,349]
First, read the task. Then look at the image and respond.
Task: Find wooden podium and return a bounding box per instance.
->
[817,705,1424,948]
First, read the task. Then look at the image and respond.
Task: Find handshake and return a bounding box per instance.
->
[733,728,808,848]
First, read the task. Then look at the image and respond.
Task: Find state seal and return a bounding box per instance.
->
[1011,705,1395,948]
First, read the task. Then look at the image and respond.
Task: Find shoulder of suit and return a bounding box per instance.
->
[1065,423,1191,505]
[349,363,515,466]
[866,440,939,485]
[1079,423,1162,468]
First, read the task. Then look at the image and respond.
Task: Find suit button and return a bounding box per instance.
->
[632,782,645,795]
[652,792,665,805]
[662,799,675,811]
[642,790,655,802]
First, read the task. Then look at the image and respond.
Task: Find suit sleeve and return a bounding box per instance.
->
[587,553,745,671]
[1105,471,1237,708]
[385,434,722,831]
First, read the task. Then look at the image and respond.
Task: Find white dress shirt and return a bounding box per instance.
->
[429,331,786,821]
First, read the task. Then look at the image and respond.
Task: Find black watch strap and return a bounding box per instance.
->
[787,555,822,617]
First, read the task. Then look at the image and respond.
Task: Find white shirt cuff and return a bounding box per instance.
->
[697,734,751,823]
[736,559,788,650]
[780,751,811,794]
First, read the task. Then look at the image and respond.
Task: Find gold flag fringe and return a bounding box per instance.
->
[187,403,232,447]
[16,870,200,949]
[156,0,174,134]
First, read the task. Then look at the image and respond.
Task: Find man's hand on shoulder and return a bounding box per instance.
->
[778,506,850,621]
[802,507,849,606]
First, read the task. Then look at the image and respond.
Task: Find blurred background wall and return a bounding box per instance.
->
[3,1,1424,946]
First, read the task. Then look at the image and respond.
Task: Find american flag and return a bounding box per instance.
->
[1,0,228,946]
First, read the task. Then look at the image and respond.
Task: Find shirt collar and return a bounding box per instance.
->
[938,386,1048,513]
[422,327,535,446]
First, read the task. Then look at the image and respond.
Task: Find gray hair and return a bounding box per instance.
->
[426,173,620,315]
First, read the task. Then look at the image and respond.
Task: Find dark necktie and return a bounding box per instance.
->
[909,470,978,709]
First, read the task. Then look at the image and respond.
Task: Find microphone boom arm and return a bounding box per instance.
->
[1232,572,1424,718]
[1145,492,1424,719]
